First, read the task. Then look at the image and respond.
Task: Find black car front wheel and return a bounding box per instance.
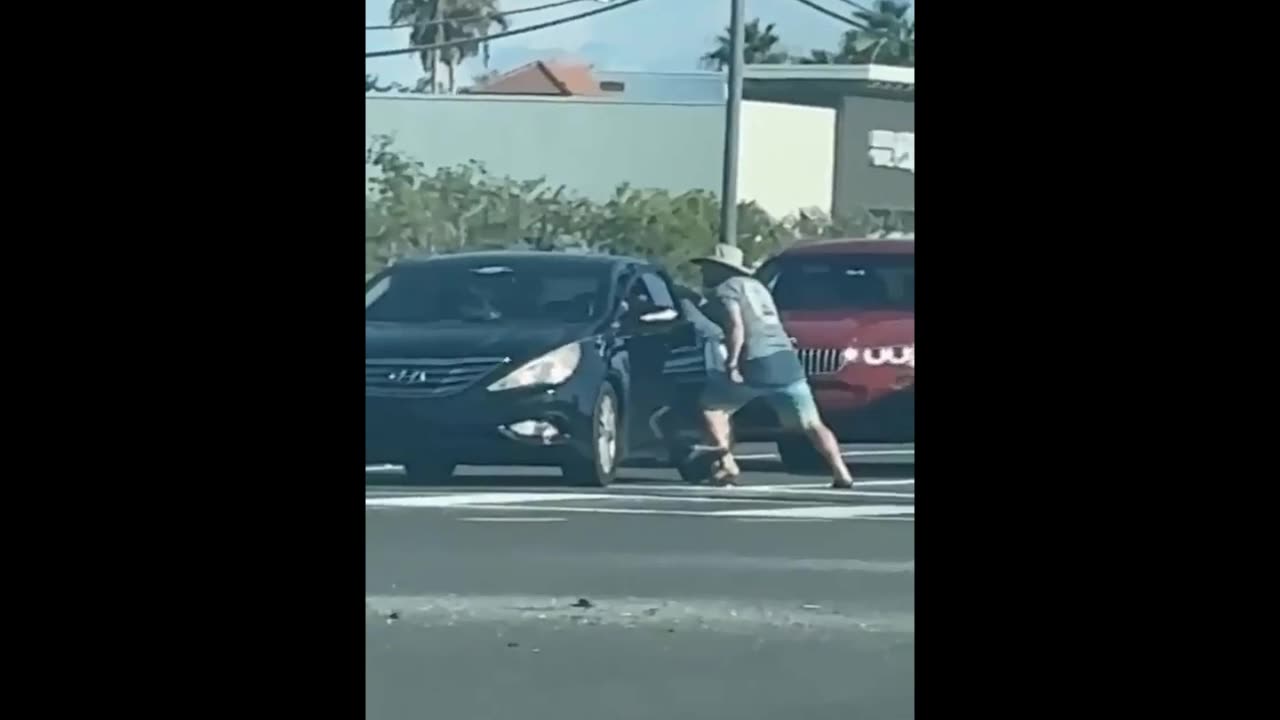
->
[562,383,620,487]
[403,456,457,485]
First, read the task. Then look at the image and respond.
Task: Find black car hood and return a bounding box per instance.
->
[366,321,594,361]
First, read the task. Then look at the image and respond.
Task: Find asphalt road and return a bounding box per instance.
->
[366,443,914,720]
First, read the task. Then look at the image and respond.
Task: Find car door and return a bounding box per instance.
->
[616,269,683,456]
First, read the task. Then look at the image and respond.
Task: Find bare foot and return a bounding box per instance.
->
[709,459,741,487]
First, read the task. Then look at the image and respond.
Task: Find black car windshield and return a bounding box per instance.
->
[366,260,613,325]
[764,254,914,312]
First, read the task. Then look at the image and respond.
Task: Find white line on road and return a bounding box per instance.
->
[853,479,916,487]
[733,518,833,523]
[712,504,916,519]
[373,502,915,520]
[366,488,913,504]
[365,492,603,508]
[458,517,567,523]
[366,448,913,473]
[366,594,914,634]
[736,486,915,499]
[733,449,914,460]
[745,479,914,488]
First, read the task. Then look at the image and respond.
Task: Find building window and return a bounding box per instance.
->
[868,130,914,174]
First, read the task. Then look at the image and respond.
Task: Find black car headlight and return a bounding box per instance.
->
[486,343,582,392]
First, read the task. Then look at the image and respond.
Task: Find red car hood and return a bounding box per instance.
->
[780,310,914,349]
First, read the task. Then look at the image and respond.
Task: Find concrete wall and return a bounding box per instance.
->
[832,95,915,219]
[367,92,870,223]
[366,94,723,201]
[593,71,725,103]
[739,101,836,219]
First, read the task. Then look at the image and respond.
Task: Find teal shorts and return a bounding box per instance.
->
[700,376,823,430]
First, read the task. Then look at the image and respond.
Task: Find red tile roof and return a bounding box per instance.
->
[469,60,603,97]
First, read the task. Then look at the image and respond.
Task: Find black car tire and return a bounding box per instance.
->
[403,457,457,485]
[777,436,827,475]
[562,383,620,487]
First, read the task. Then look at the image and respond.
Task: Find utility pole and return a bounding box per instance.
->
[719,0,746,247]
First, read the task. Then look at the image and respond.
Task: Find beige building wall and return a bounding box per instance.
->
[739,100,836,220]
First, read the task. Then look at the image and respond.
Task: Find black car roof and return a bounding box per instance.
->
[393,251,652,270]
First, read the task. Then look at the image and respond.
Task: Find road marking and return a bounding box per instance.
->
[740,479,914,489]
[366,448,913,472]
[735,485,914,499]
[447,505,715,517]
[735,449,914,460]
[733,518,833,523]
[365,492,603,508]
[366,487,912,504]
[458,517,567,523]
[382,502,914,521]
[711,504,915,519]
[366,593,914,634]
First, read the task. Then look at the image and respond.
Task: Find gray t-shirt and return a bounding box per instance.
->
[713,276,805,387]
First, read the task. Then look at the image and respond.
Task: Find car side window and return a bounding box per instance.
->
[638,272,676,310]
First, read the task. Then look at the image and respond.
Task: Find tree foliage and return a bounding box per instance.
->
[701,18,788,70]
[838,1,915,67]
[366,137,900,281]
[388,0,510,94]
[708,3,915,69]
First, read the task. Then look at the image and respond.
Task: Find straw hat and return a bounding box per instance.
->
[690,243,752,276]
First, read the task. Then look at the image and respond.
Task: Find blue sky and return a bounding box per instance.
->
[365,0,896,86]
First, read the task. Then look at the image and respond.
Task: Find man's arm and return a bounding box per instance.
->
[723,299,746,381]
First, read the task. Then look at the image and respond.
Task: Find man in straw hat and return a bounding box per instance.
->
[690,243,854,489]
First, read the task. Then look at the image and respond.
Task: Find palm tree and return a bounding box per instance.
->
[838,0,914,66]
[794,48,837,65]
[700,18,789,70]
[438,1,510,93]
[388,0,510,93]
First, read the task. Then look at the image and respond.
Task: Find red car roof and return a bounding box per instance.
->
[779,238,914,256]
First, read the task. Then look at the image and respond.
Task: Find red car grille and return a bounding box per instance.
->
[798,347,846,376]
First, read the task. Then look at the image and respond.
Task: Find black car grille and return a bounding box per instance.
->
[365,356,506,397]
[798,347,846,376]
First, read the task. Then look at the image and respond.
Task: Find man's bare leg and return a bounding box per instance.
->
[803,421,854,488]
[702,409,741,480]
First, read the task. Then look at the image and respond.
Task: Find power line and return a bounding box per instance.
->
[832,0,879,15]
[365,0,590,31]
[791,0,869,29]
[829,0,918,37]
[366,0,645,59]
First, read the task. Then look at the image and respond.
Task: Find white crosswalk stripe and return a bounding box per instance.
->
[365,480,914,521]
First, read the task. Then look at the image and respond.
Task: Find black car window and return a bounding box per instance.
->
[623,275,650,309]
[763,254,914,312]
[637,272,676,310]
[366,260,612,324]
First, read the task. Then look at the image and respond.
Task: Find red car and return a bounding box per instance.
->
[738,238,915,472]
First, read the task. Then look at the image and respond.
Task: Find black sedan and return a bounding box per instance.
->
[365,252,711,486]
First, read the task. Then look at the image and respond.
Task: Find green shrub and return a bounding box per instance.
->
[365,135,892,283]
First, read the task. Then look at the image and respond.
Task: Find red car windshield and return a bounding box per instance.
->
[762,254,914,312]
